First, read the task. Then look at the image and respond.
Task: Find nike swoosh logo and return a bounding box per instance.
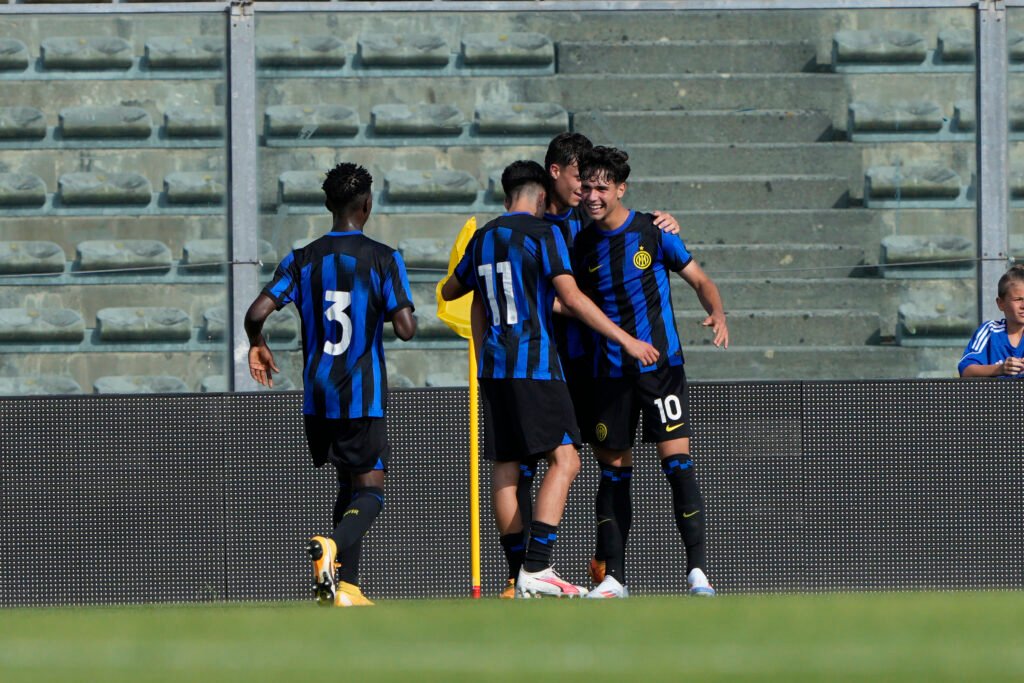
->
[665,423,685,432]
[588,264,604,272]
[683,510,701,518]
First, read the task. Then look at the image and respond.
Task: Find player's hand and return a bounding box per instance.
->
[652,210,680,235]
[623,338,660,366]
[249,342,280,388]
[702,313,729,349]
[1001,357,1023,375]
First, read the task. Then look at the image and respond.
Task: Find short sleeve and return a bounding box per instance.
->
[262,250,300,308]
[382,250,415,315]
[958,324,993,375]
[541,225,573,279]
[659,231,693,272]
[453,234,478,289]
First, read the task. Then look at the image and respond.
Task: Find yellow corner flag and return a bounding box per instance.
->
[434,216,483,598]
[435,215,477,339]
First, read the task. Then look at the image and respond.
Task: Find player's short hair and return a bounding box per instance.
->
[544,132,593,169]
[997,263,1024,298]
[501,160,551,198]
[322,162,373,211]
[580,146,631,184]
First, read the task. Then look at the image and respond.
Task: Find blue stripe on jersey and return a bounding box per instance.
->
[654,260,680,364]
[299,263,317,415]
[369,268,383,414]
[267,251,297,302]
[388,252,414,314]
[317,254,339,418]
[624,231,652,341]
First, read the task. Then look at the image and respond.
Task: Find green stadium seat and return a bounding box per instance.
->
[371,104,464,135]
[0,106,46,139]
[257,36,346,67]
[896,296,974,346]
[358,33,449,67]
[93,375,190,394]
[954,100,1024,133]
[145,36,225,69]
[164,106,225,138]
[937,28,973,63]
[384,169,479,203]
[0,39,30,71]
[279,171,324,204]
[880,235,972,278]
[0,241,65,274]
[59,106,152,139]
[1010,30,1024,63]
[201,306,297,342]
[488,169,505,201]
[397,237,448,270]
[0,308,85,342]
[848,101,943,133]
[59,172,152,206]
[832,29,927,65]
[96,307,192,341]
[475,102,568,134]
[0,173,47,207]
[0,376,83,396]
[164,172,226,205]
[865,165,962,200]
[76,239,172,272]
[183,239,277,272]
[264,105,359,138]
[461,32,554,66]
[40,36,134,70]
[199,375,227,393]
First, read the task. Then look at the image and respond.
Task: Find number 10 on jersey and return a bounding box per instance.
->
[478,262,518,325]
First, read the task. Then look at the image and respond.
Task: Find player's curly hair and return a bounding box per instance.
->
[322,162,373,211]
[501,160,551,199]
[997,263,1024,298]
[544,132,593,169]
[580,146,631,184]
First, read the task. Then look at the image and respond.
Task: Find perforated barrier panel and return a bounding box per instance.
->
[1,381,1021,606]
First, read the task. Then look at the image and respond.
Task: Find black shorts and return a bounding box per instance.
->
[563,358,595,443]
[589,364,692,450]
[303,415,391,473]
[480,378,581,462]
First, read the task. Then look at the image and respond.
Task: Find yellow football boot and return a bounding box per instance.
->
[499,578,516,599]
[335,581,374,607]
[306,535,338,607]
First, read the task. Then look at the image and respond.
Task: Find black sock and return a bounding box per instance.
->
[499,533,526,581]
[523,521,558,573]
[331,487,384,556]
[595,464,632,583]
[337,539,362,585]
[662,455,706,573]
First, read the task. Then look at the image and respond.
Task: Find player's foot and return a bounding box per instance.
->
[306,535,337,606]
[335,581,374,607]
[516,566,586,599]
[585,575,628,599]
[499,578,516,599]
[687,568,716,597]
[588,558,606,585]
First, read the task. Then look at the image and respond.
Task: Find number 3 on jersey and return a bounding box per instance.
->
[323,290,352,356]
[478,261,518,325]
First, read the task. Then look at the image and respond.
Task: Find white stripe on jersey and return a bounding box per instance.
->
[961,319,1006,361]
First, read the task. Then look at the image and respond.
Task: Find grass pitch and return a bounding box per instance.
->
[2,592,1022,682]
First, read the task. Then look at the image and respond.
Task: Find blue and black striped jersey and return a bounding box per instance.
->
[454,212,573,381]
[572,211,692,377]
[545,205,591,364]
[262,231,415,418]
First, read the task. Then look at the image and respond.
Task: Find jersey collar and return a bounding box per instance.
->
[597,210,636,237]
[326,230,361,236]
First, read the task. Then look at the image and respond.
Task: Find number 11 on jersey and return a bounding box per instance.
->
[477,261,518,325]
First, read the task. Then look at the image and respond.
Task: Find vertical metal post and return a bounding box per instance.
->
[977,0,1010,322]
[227,0,260,391]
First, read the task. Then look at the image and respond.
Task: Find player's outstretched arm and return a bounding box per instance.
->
[651,210,680,235]
[391,306,417,341]
[552,274,659,365]
[679,261,729,349]
[244,293,281,387]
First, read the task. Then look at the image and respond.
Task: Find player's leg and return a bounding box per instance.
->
[493,460,526,598]
[303,415,342,605]
[640,367,714,596]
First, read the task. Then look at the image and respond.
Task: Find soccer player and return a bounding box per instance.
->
[244,162,416,607]
[570,146,729,598]
[440,160,659,598]
[959,264,1024,377]
[495,132,684,598]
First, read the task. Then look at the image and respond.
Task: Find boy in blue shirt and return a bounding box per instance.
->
[959,264,1024,377]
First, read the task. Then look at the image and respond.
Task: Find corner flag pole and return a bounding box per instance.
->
[435,216,482,598]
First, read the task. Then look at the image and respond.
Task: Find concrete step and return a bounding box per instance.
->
[558,40,819,74]
[676,309,880,347]
[690,244,867,279]
[622,143,861,187]
[532,11,823,43]
[627,175,850,210]
[684,278,900,314]
[573,110,838,143]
